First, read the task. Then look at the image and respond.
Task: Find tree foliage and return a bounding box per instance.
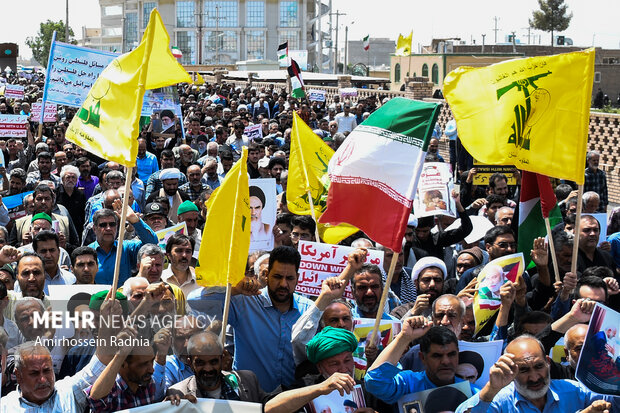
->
[529,0,573,46]
[26,20,77,67]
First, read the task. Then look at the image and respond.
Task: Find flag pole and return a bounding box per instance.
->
[306,190,321,242]
[544,217,561,281]
[38,31,57,139]
[110,166,133,294]
[368,251,398,344]
[570,185,584,275]
[220,283,232,347]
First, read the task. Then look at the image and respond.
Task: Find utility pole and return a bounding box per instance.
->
[511,31,516,53]
[328,0,332,73]
[344,26,348,74]
[330,10,346,74]
[215,5,220,65]
[493,16,500,44]
[65,0,69,41]
[196,0,203,64]
[481,34,486,53]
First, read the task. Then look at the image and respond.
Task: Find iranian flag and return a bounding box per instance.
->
[287,59,306,99]
[320,98,441,252]
[517,171,562,268]
[171,46,183,59]
[363,35,370,51]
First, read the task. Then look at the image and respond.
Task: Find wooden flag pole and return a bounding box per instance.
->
[570,185,584,275]
[220,283,232,347]
[110,166,134,295]
[544,217,561,282]
[368,252,398,345]
[306,190,322,242]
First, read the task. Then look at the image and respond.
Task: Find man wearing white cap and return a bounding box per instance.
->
[409,256,448,318]
[146,168,189,224]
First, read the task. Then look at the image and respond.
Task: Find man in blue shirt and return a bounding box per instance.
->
[136,138,159,181]
[350,263,399,321]
[456,335,618,413]
[188,246,314,392]
[89,207,157,285]
[365,320,479,405]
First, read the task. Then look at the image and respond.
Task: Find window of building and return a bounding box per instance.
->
[432,63,439,83]
[422,63,428,77]
[279,31,298,49]
[102,5,122,16]
[280,1,298,27]
[204,1,238,28]
[204,31,238,63]
[247,1,265,27]
[176,1,195,28]
[102,27,122,37]
[394,63,401,83]
[177,31,196,65]
[124,12,139,51]
[247,31,265,60]
[143,2,157,28]
[594,72,601,83]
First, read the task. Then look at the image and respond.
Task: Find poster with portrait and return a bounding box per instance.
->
[457,340,503,389]
[307,384,365,413]
[155,222,188,251]
[397,381,472,413]
[118,398,262,412]
[352,318,402,380]
[249,178,276,252]
[472,253,524,336]
[575,303,620,396]
[413,162,456,218]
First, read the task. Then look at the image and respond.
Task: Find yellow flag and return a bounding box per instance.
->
[395,31,412,56]
[196,148,251,287]
[65,9,191,166]
[194,73,205,85]
[287,112,358,244]
[444,48,595,185]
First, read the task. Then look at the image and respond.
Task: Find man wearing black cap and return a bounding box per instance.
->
[143,202,169,232]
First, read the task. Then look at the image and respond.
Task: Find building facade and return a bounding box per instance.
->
[98,0,327,67]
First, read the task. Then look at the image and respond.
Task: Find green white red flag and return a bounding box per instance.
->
[363,35,370,51]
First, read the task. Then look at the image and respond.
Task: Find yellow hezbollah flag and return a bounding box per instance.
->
[196,147,251,287]
[65,9,191,167]
[288,112,358,244]
[472,253,524,336]
[395,31,412,56]
[444,48,595,185]
[194,73,205,85]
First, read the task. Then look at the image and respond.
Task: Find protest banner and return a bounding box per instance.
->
[155,222,188,250]
[249,178,276,252]
[45,41,117,107]
[339,87,358,97]
[397,381,472,413]
[473,253,524,335]
[307,384,365,413]
[575,303,620,396]
[582,213,607,246]
[4,84,24,99]
[4,191,32,221]
[472,160,517,186]
[297,240,384,299]
[30,102,58,123]
[413,162,456,218]
[118,398,262,412]
[308,89,326,102]
[352,318,401,380]
[244,123,263,141]
[0,114,28,137]
[457,339,503,389]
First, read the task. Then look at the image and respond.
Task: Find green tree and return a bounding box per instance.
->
[529,0,573,46]
[26,20,77,67]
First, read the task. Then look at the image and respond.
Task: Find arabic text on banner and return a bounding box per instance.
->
[308,89,326,102]
[0,114,28,137]
[244,124,263,141]
[413,162,456,218]
[297,240,384,299]
[31,103,58,123]
[4,84,24,99]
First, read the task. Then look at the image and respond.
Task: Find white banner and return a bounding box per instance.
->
[0,114,28,137]
[31,102,58,123]
[4,84,24,99]
[414,162,456,218]
[308,89,326,102]
[244,124,263,141]
[118,398,262,412]
[339,87,358,97]
[297,240,384,299]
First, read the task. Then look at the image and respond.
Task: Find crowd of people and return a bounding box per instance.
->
[0,68,618,412]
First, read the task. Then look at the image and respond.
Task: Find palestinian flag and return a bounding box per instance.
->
[320,98,441,252]
[277,42,289,61]
[171,46,183,59]
[287,59,305,99]
[518,171,563,268]
[363,35,370,51]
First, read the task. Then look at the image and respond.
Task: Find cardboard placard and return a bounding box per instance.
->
[4,84,24,99]
[0,114,28,137]
[308,89,327,102]
[31,102,58,122]
[244,124,263,141]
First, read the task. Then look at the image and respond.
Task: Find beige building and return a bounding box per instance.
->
[97,0,328,67]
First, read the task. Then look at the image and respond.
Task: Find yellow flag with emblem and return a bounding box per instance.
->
[395,31,412,56]
[196,147,251,287]
[444,48,595,185]
[194,73,205,85]
[288,112,358,244]
[65,9,191,166]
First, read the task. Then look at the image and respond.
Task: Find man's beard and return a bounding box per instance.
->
[357,297,379,314]
[515,374,550,400]
[196,370,220,389]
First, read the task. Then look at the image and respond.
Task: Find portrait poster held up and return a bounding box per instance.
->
[413,162,456,218]
[306,385,366,413]
[472,253,524,336]
[352,318,401,380]
[116,398,262,412]
[457,340,503,389]
[248,178,276,252]
[296,240,384,299]
[575,303,620,396]
[397,381,471,413]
